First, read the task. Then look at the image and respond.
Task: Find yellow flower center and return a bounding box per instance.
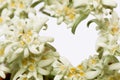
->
[20,41,25,46]
[111,27,119,34]
[29,58,35,63]
[19,30,33,46]
[60,65,65,70]
[64,6,75,20]
[70,67,76,72]
[79,72,85,76]
[10,2,16,8]
[22,77,27,80]
[0,17,3,23]
[0,48,4,56]
[77,64,83,70]
[19,3,24,8]
[22,59,28,66]
[90,59,97,64]
[67,72,73,77]
[29,64,35,71]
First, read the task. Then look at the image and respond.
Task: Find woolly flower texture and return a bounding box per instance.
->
[0,0,120,80]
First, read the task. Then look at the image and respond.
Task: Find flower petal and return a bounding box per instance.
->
[37,68,50,75]
[85,70,101,79]
[24,48,29,58]
[38,59,54,67]
[0,71,5,79]
[54,75,63,80]
[109,62,120,70]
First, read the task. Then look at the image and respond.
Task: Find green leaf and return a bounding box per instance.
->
[31,0,43,7]
[72,10,90,34]
[87,19,100,27]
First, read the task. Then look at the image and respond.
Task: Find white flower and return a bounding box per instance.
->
[52,57,72,80]
[13,50,59,80]
[43,0,80,26]
[0,64,10,79]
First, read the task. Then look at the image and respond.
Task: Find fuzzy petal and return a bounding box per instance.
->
[109,63,120,70]
[54,75,63,80]
[85,70,101,79]
[0,71,5,79]
[38,59,54,67]
[37,68,50,75]
[24,48,29,58]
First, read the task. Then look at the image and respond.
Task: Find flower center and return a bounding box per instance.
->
[19,2,24,8]
[0,48,4,56]
[19,30,33,46]
[0,17,3,23]
[77,64,83,70]
[64,6,75,20]
[28,64,35,71]
[10,2,16,8]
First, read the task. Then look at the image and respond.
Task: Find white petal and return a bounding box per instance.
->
[34,17,48,32]
[0,71,5,79]
[54,75,63,80]
[0,65,10,72]
[4,42,18,57]
[39,36,54,43]
[109,63,120,70]
[38,59,54,67]
[85,70,101,79]
[37,68,50,75]
[59,57,72,66]
[37,74,43,80]
[14,48,23,54]
[24,48,29,58]
[57,16,64,24]
[102,0,117,8]
[73,0,88,8]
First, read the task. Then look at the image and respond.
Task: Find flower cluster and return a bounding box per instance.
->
[0,0,120,80]
[0,0,60,80]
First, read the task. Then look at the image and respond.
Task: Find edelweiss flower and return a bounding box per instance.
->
[43,0,80,27]
[13,49,59,80]
[0,15,50,62]
[52,57,72,80]
[96,11,120,55]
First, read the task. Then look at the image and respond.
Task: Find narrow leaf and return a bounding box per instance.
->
[31,0,43,7]
[72,10,90,34]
